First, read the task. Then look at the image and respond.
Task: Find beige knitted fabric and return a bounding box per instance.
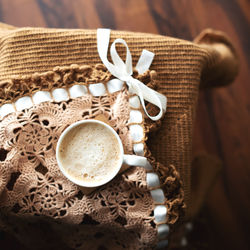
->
[0,23,238,249]
[0,26,205,200]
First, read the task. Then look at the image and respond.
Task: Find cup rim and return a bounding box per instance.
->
[56,119,124,188]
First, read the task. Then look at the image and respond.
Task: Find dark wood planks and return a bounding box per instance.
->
[0,0,249,249]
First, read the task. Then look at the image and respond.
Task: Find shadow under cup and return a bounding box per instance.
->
[56,119,124,188]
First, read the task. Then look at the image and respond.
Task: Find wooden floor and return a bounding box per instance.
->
[0,0,249,249]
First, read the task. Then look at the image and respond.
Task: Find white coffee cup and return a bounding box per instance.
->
[56,119,151,188]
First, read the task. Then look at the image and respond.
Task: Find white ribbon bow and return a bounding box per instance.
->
[97,29,167,121]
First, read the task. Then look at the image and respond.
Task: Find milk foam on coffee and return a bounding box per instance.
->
[58,122,121,184]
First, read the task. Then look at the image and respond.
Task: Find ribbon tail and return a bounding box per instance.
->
[129,78,167,121]
[97,29,110,64]
[136,49,155,74]
[97,29,119,77]
[135,79,167,111]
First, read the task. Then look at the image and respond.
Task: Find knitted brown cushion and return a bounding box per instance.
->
[0,23,238,249]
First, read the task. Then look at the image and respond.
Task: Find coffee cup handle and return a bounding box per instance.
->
[123,154,153,171]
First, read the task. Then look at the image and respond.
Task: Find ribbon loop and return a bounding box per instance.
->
[97,28,167,121]
[110,39,133,76]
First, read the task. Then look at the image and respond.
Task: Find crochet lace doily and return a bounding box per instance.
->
[0,65,184,250]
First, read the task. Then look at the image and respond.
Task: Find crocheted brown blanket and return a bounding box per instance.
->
[0,23,238,249]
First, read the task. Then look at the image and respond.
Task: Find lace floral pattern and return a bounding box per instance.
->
[0,64,184,249]
[0,88,159,249]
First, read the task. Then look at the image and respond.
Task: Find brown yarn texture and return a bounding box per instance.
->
[0,23,232,249]
[0,25,209,193]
